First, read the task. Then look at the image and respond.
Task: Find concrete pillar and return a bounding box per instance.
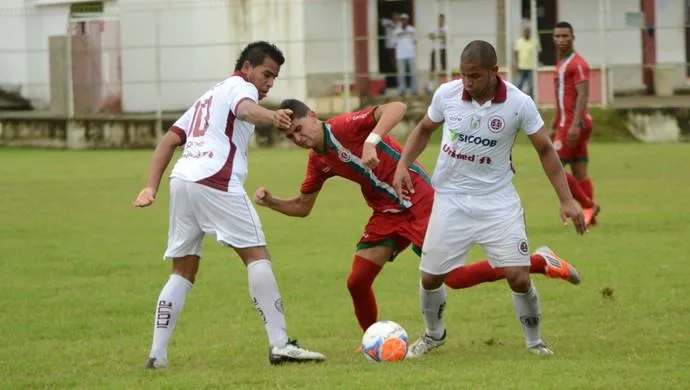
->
[352,0,369,97]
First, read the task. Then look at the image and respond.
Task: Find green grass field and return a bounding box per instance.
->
[2,143,690,389]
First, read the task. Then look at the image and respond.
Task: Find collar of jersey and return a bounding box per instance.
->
[231,71,249,81]
[559,50,575,63]
[315,122,330,155]
[461,75,507,103]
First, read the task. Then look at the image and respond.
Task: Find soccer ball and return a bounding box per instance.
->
[361,320,408,362]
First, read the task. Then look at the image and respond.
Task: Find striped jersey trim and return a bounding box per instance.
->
[323,126,412,209]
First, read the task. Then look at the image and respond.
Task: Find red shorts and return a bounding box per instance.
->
[553,125,592,163]
[356,194,433,261]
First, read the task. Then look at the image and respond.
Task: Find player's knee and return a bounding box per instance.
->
[506,272,531,293]
[347,272,369,294]
[420,272,444,290]
[172,255,200,284]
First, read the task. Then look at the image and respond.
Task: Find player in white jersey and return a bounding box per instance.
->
[393,40,586,357]
[133,41,325,368]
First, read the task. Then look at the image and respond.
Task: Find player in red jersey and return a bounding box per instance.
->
[552,21,600,226]
[254,99,582,336]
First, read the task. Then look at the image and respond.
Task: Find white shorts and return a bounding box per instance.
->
[163,177,266,260]
[420,185,530,275]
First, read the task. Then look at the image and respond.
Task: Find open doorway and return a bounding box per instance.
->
[522,0,558,66]
[69,2,122,114]
[377,0,414,89]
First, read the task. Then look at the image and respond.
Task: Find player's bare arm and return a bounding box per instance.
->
[393,114,442,200]
[528,128,586,234]
[362,102,407,169]
[133,130,183,208]
[254,187,319,218]
[568,81,589,146]
[236,100,293,129]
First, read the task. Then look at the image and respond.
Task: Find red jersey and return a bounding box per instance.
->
[300,107,433,213]
[553,52,592,129]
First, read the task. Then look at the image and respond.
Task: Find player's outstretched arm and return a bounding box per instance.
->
[528,128,586,234]
[236,100,293,129]
[133,130,183,208]
[362,102,407,169]
[254,187,319,218]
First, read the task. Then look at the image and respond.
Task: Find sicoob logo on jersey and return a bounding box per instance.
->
[517,240,529,255]
[488,115,505,133]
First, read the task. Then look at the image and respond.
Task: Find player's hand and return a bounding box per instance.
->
[566,125,579,148]
[254,187,273,207]
[560,198,586,235]
[393,164,415,202]
[272,109,293,130]
[362,143,380,169]
[133,187,156,208]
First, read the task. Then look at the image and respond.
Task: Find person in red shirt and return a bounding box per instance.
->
[552,21,600,226]
[253,98,582,338]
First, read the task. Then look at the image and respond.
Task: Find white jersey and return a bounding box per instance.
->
[169,72,258,192]
[427,78,544,195]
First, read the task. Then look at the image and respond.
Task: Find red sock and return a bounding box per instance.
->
[444,255,547,289]
[579,178,594,203]
[566,173,594,208]
[529,254,547,274]
[347,256,383,332]
[444,261,503,289]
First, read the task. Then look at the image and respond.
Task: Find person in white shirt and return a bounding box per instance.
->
[393,40,585,358]
[394,13,417,95]
[133,41,325,368]
[380,11,401,77]
[427,14,447,93]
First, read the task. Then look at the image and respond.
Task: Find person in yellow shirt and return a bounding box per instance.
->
[514,27,541,97]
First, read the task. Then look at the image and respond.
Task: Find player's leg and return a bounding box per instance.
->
[197,187,324,364]
[480,202,551,355]
[349,244,394,333]
[408,193,472,358]
[147,178,204,369]
[570,127,599,225]
[350,212,408,333]
[553,129,595,211]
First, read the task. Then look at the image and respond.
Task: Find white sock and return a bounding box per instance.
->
[512,281,542,348]
[420,283,446,340]
[149,274,193,361]
[247,259,289,348]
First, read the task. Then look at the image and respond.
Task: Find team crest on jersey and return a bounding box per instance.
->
[338,149,352,162]
[553,140,563,151]
[517,240,529,255]
[488,115,505,133]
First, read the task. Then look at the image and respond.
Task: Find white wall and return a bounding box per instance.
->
[303,0,352,75]
[0,0,27,93]
[655,0,685,64]
[119,0,307,112]
[559,0,644,92]
[25,5,70,104]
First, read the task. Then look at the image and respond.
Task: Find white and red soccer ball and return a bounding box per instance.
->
[361,320,408,362]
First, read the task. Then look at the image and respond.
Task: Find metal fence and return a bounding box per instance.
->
[0,0,688,115]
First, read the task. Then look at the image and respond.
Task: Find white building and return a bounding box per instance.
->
[0,0,687,113]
